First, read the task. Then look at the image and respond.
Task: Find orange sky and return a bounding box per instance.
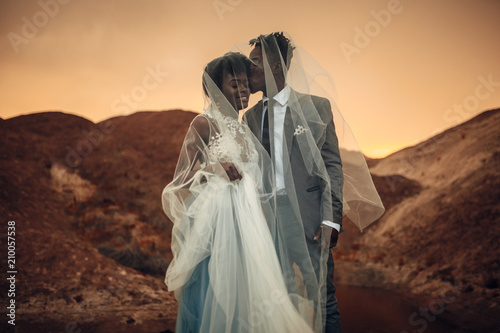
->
[1,0,499,158]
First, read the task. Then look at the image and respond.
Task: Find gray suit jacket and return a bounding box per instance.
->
[244,91,344,240]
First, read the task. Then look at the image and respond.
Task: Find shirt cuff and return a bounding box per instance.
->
[322,220,340,232]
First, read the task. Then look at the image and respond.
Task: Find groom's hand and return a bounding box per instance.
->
[329,229,339,248]
[314,226,339,248]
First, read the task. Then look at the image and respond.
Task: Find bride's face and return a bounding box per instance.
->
[221,72,249,110]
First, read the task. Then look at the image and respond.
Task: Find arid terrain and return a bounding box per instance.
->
[1,108,499,332]
[335,109,500,332]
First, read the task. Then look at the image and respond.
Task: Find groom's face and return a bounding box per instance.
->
[249,46,265,94]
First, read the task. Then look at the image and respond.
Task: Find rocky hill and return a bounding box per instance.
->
[335,108,500,332]
[1,108,499,332]
[0,110,197,332]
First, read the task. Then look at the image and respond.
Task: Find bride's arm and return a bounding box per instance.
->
[180,116,209,185]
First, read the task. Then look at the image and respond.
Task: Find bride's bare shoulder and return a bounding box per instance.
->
[191,114,210,143]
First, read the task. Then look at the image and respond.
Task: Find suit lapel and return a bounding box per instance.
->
[246,100,264,141]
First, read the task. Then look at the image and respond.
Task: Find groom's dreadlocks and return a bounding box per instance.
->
[249,32,295,69]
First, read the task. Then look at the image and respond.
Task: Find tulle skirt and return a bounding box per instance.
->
[166,169,314,333]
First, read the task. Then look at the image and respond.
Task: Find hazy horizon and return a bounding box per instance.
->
[1,0,500,157]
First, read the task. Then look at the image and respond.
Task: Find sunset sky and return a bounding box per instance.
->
[1,0,499,157]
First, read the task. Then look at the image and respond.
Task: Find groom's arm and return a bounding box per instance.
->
[317,98,344,232]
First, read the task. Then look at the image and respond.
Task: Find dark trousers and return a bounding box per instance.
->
[276,194,341,333]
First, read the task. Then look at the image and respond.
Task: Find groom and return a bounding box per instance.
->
[244,32,343,333]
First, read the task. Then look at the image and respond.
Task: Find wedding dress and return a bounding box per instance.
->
[162,58,315,332]
[163,33,386,332]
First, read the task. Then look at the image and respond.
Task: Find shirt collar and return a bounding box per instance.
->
[273,85,291,107]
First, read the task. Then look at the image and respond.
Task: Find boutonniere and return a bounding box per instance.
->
[293,125,308,136]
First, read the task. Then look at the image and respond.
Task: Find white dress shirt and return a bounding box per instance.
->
[261,86,340,232]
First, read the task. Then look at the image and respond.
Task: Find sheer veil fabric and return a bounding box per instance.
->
[236,32,385,331]
[162,31,385,332]
[162,54,315,332]
[234,32,385,230]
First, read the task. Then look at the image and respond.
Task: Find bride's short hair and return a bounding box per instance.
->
[203,52,251,96]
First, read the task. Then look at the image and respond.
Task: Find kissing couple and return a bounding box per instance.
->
[162,31,385,333]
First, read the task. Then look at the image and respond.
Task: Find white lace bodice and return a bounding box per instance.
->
[200,113,259,167]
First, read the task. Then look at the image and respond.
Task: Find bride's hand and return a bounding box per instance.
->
[220,162,242,181]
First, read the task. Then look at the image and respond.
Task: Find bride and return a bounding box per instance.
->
[162,52,315,332]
